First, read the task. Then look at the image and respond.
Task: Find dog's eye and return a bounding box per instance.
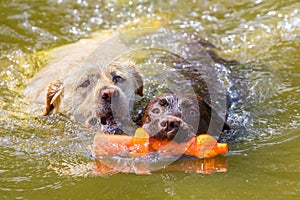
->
[111,72,124,84]
[189,108,199,116]
[79,80,90,88]
[159,99,168,106]
[151,108,161,114]
[112,75,123,84]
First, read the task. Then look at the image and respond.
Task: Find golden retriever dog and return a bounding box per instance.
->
[25,32,143,133]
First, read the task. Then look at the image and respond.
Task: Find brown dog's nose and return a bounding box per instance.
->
[100,87,119,103]
[160,116,181,134]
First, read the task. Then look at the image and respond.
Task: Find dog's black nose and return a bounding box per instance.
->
[158,116,194,142]
[160,116,181,134]
[99,87,119,102]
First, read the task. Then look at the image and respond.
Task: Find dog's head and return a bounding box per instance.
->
[43,61,143,133]
[142,93,229,142]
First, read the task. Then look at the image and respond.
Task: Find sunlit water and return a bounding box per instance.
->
[1,1,300,199]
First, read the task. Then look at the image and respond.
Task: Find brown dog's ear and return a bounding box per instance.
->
[197,95,230,134]
[196,96,212,134]
[43,79,63,116]
[128,62,143,97]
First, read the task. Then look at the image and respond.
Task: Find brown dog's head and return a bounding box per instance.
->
[43,61,143,133]
[142,93,229,142]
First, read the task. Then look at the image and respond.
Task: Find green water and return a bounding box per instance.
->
[1,0,300,199]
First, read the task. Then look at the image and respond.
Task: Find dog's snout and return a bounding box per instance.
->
[160,116,181,133]
[99,87,119,102]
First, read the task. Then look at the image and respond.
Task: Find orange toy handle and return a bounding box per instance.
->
[92,128,228,158]
[93,131,149,157]
[185,134,228,158]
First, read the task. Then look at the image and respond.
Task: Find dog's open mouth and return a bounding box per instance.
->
[155,126,196,142]
[103,124,123,134]
[87,116,124,134]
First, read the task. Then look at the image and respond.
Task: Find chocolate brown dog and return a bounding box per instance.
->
[142,93,230,142]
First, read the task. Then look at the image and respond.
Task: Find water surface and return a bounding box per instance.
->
[1,0,300,199]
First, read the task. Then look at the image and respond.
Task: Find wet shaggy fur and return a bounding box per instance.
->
[25,32,144,133]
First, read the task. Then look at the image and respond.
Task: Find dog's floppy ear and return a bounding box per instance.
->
[128,62,143,97]
[43,79,63,116]
[197,95,230,134]
[196,96,212,134]
[135,75,144,97]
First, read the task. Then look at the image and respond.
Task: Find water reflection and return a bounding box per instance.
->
[94,156,228,175]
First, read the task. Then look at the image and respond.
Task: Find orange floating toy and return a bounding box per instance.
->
[92,128,228,159]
